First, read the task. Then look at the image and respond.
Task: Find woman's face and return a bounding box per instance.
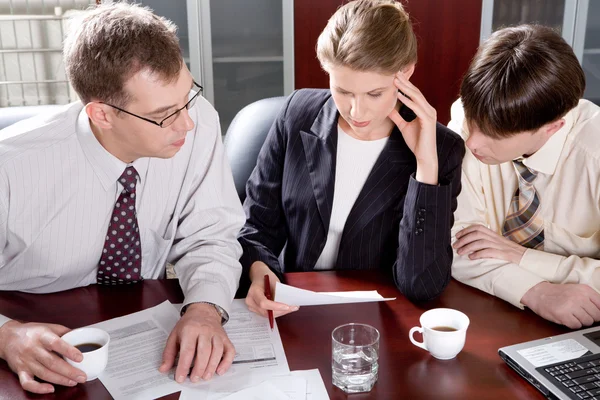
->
[328,64,413,140]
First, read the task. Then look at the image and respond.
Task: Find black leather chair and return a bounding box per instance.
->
[0,104,63,131]
[224,96,286,202]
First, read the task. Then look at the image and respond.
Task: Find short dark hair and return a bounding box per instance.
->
[64,3,182,106]
[460,24,585,138]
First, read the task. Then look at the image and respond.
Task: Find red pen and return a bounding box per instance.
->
[264,274,274,330]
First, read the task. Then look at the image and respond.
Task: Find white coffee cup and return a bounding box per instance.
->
[408,308,470,360]
[61,327,110,380]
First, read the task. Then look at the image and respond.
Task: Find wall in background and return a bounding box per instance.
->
[293,0,483,125]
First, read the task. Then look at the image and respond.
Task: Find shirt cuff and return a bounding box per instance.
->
[0,314,12,329]
[182,281,233,322]
[492,264,547,309]
[519,248,565,282]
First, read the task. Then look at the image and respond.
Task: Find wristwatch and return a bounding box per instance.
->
[180,302,228,325]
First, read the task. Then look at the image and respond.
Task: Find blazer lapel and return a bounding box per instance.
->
[300,97,338,232]
[340,127,415,246]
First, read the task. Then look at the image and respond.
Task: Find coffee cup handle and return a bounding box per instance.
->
[409,326,427,351]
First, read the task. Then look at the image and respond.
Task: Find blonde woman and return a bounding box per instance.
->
[239,0,465,317]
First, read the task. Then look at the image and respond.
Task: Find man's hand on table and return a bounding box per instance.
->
[159,303,234,383]
[521,282,600,329]
[0,320,86,394]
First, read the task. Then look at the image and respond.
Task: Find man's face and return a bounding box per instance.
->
[104,66,196,162]
[465,123,553,164]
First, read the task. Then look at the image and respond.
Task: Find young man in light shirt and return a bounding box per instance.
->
[449,24,600,330]
[0,3,244,394]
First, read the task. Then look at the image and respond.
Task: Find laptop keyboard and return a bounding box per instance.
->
[537,353,600,399]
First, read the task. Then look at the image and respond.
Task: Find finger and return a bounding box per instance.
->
[581,299,600,322]
[216,338,236,376]
[159,331,179,373]
[561,315,583,330]
[458,235,504,254]
[36,348,87,384]
[453,230,486,249]
[174,334,198,383]
[30,360,78,387]
[247,304,268,318]
[258,298,294,313]
[273,306,300,318]
[197,335,223,381]
[41,332,82,363]
[18,370,55,394]
[586,289,600,311]
[388,108,409,131]
[393,77,435,119]
[394,89,432,122]
[456,239,496,256]
[572,308,594,328]
[47,324,72,337]
[467,248,508,260]
[455,224,492,238]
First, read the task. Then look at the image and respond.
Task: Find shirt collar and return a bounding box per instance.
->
[76,106,150,191]
[518,107,575,175]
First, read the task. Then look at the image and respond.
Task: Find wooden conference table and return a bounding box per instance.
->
[0,271,571,399]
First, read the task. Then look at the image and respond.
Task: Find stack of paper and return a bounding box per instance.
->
[89,299,328,399]
[179,369,328,400]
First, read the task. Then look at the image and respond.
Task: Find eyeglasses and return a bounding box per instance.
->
[100,81,203,128]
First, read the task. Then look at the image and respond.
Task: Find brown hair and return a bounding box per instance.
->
[63,3,182,106]
[460,24,585,138]
[316,0,417,75]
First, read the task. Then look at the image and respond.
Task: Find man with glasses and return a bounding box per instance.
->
[0,3,244,395]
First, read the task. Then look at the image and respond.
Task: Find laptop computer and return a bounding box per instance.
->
[499,326,600,400]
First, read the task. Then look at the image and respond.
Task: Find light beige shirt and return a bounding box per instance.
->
[448,99,600,308]
[0,96,244,327]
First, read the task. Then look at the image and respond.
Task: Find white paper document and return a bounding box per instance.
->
[517,339,590,367]
[291,369,329,400]
[274,282,395,306]
[180,370,329,400]
[90,299,290,400]
[219,381,291,400]
[92,301,182,400]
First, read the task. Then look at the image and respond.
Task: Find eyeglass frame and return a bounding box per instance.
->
[99,81,203,128]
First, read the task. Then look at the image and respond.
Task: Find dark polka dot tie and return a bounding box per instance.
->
[97,166,142,285]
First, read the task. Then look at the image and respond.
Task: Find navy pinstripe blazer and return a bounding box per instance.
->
[239,89,465,301]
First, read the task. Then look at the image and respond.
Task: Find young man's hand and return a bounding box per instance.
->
[453,224,527,265]
[521,282,600,329]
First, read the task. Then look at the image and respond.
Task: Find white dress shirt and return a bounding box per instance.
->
[449,99,600,308]
[314,126,388,270]
[0,96,245,327]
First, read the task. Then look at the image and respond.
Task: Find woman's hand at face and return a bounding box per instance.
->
[388,73,439,185]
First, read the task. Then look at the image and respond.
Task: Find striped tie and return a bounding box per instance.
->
[502,160,544,249]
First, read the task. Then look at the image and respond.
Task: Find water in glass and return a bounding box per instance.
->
[332,345,379,392]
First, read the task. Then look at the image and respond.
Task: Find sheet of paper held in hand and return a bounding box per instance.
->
[274,282,396,306]
[91,299,290,399]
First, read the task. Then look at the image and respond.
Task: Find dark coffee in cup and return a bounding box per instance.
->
[431,326,457,332]
[75,343,103,353]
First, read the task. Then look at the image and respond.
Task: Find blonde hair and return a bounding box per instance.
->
[64,3,182,106]
[316,0,417,75]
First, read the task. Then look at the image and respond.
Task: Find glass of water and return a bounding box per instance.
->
[331,323,380,393]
